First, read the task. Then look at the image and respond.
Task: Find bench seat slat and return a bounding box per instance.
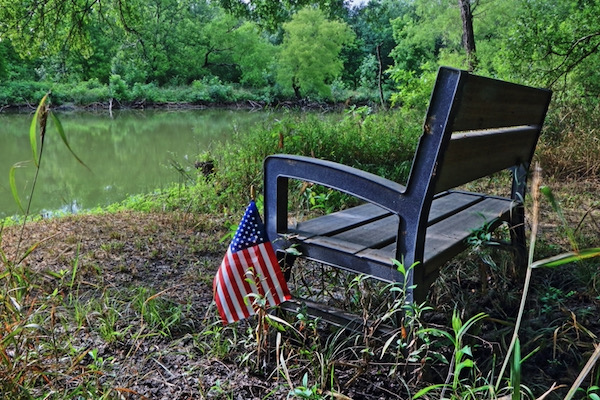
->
[290,194,515,280]
[428,191,484,225]
[292,203,391,240]
[331,214,398,247]
[293,190,484,241]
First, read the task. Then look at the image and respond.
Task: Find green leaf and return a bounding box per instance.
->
[413,383,448,399]
[285,247,302,256]
[511,337,521,400]
[461,344,473,357]
[29,107,39,166]
[29,93,49,167]
[418,327,455,344]
[540,186,565,222]
[50,112,90,171]
[531,248,600,269]
[9,163,26,214]
[392,259,406,275]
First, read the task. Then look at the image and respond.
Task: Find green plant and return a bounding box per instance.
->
[414,310,489,399]
[539,286,576,314]
[288,372,323,399]
[0,94,114,398]
[495,165,600,395]
[133,287,183,337]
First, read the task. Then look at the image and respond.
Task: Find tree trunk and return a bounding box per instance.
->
[458,0,477,71]
[292,78,302,100]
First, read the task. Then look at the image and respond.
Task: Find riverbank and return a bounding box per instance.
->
[0,98,357,114]
[0,79,378,115]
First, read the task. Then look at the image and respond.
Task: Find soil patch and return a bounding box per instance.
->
[1,177,599,399]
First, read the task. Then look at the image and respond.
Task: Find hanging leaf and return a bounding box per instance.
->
[9,163,27,214]
[29,92,49,168]
[50,112,90,171]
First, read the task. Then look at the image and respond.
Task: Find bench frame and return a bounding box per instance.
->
[263,67,552,303]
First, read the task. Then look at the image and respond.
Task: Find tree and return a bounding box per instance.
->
[347,0,411,103]
[217,0,350,32]
[277,6,355,100]
[458,0,477,71]
[495,0,600,93]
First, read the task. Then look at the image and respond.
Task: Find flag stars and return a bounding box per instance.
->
[230,202,268,252]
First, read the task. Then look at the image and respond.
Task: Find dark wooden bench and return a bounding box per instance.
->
[263,67,552,306]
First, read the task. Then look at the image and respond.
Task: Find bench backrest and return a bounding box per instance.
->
[401,67,551,268]
[432,70,552,193]
[405,67,552,203]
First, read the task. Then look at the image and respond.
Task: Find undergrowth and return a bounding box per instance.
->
[2,94,600,399]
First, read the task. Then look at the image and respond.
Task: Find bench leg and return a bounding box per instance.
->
[510,206,528,275]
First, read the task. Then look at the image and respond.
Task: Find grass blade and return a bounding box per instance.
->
[511,337,521,400]
[9,164,26,214]
[531,248,600,269]
[50,112,90,171]
[29,93,49,167]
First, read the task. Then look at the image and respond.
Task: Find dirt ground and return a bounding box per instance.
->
[1,177,599,399]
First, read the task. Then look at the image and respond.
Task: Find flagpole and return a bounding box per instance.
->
[250,185,256,201]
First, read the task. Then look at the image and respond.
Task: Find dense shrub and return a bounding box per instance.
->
[205,108,421,210]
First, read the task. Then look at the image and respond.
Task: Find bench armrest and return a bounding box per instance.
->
[264,154,408,215]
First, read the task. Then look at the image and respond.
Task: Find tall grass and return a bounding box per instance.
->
[0,94,112,398]
[537,102,600,180]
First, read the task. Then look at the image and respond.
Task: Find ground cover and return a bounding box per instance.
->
[1,174,598,399]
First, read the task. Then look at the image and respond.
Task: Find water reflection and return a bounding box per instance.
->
[0,109,273,218]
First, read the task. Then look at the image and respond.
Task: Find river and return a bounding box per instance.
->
[0,109,274,218]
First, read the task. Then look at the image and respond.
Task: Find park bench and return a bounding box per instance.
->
[263,67,552,313]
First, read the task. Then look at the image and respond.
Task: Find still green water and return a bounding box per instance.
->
[0,109,272,218]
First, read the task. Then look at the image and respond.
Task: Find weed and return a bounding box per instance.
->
[539,286,576,314]
[132,286,183,337]
[0,94,115,398]
[414,310,489,399]
[288,372,322,399]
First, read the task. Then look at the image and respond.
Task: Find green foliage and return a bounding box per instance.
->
[289,373,322,399]
[414,310,489,399]
[133,287,183,337]
[217,0,350,32]
[277,7,355,100]
[0,95,115,398]
[109,74,130,102]
[232,22,277,87]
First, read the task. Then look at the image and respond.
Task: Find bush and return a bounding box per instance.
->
[71,79,110,105]
[0,81,50,106]
[206,109,421,210]
[109,74,129,102]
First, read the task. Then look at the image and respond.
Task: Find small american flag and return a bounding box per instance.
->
[213,201,291,324]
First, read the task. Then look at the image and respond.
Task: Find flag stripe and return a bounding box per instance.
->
[231,250,260,315]
[223,252,251,321]
[229,250,256,314]
[213,201,291,324]
[214,263,239,323]
[249,246,278,305]
[258,243,290,304]
[256,244,282,306]
[213,276,228,323]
